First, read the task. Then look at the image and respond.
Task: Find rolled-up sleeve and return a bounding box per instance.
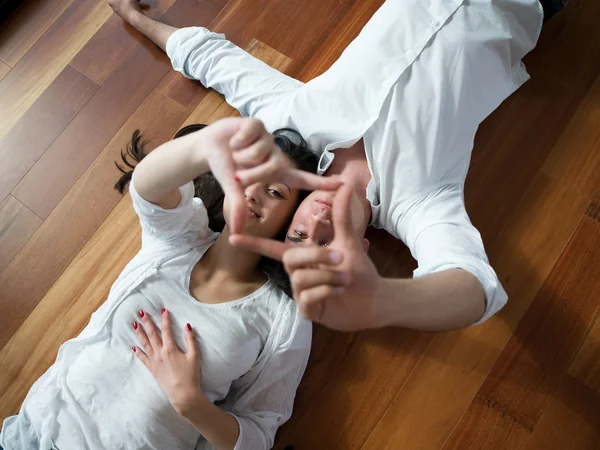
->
[224,300,311,449]
[397,184,507,324]
[165,27,303,132]
[129,173,212,247]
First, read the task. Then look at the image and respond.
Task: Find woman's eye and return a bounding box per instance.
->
[267,188,283,198]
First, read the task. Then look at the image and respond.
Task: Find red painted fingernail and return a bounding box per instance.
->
[161,308,166,315]
[186,323,192,331]
[234,174,241,182]
[132,346,137,353]
[138,310,144,318]
[132,321,138,330]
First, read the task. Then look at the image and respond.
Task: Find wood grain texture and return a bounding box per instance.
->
[0,92,189,350]
[70,0,178,85]
[12,43,172,219]
[0,60,10,82]
[586,189,600,222]
[11,0,229,220]
[524,374,600,450]
[0,195,139,419]
[542,74,600,200]
[0,65,99,204]
[291,0,384,81]
[0,195,41,275]
[0,0,74,66]
[569,314,600,393]
[465,76,577,244]
[274,328,432,450]
[0,0,112,140]
[443,216,600,449]
[361,173,589,450]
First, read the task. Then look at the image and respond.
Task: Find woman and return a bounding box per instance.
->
[0,117,340,450]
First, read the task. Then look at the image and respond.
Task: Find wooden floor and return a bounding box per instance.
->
[1,0,600,448]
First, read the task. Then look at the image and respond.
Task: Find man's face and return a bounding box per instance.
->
[285,190,336,247]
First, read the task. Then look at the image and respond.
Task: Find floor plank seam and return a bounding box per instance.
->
[9,68,100,213]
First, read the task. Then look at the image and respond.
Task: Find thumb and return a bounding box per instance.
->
[332,184,359,247]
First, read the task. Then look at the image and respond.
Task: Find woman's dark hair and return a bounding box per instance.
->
[114,123,319,297]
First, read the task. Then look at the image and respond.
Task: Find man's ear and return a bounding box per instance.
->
[363,238,370,253]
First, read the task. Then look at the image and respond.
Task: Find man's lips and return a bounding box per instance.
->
[315,198,333,209]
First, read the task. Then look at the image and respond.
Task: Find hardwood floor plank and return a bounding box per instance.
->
[0,194,139,419]
[273,328,431,450]
[290,0,384,81]
[529,0,600,95]
[12,44,172,219]
[11,0,231,220]
[0,65,99,204]
[0,0,74,66]
[0,60,10,82]
[361,173,589,450]
[0,195,42,275]
[70,0,178,85]
[443,216,600,450]
[0,0,113,140]
[568,314,600,394]
[0,92,189,351]
[586,189,600,222]
[542,73,600,200]
[465,76,577,244]
[523,375,600,450]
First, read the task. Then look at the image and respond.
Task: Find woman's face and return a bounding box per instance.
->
[223,156,300,238]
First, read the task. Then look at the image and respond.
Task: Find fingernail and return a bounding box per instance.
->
[186,323,192,331]
[132,321,138,330]
[234,174,241,182]
[132,346,137,353]
[329,250,342,264]
[161,308,166,315]
[138,310,145,318]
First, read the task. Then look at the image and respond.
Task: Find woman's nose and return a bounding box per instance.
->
[244,184,261,203]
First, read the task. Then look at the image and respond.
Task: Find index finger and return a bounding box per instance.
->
[229,234,287,261]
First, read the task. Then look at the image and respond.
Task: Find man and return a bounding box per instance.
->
[108,0,557,332]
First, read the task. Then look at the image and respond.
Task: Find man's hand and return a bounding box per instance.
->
[107,0,144,21]
[231,184,383,331]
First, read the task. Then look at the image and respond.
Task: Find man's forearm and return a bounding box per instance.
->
[374,269,486,331]
[125,10,178,52]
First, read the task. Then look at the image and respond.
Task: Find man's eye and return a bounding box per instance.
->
[295,230,308,238]
[320,241,329,247]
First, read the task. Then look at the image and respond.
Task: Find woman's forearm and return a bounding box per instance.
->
[133,131,210,208]
[375,269,486,331]
[179,394,240,450]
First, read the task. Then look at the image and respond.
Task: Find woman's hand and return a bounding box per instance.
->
[132,309,204,415]
[200,118,342,234]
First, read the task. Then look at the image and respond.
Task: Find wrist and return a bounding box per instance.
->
[372,277,407,328]
[174,391,211,418]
